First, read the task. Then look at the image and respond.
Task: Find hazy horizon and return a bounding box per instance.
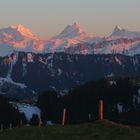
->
[0,0,140,39]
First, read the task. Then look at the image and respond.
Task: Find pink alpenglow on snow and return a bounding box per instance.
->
[0,23,140,56]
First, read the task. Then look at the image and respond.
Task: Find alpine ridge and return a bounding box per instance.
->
[0,22,140,56]
[54,22,86,39]
[111,25,140,38]
[0,23,140,56]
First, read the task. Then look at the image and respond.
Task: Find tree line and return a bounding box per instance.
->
[37,77,140,125]
[0,96,40,128]
[1,77,140,126]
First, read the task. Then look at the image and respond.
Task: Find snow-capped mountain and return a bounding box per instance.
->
[54,22,86,39]
[91,38,140,56]
[0,23,140,56]
[111,25,140,38]
[64,38,140,55]
[44,22,91,53]
[0,25,45,56]
[10,24,38,39]
[64,25,140,55]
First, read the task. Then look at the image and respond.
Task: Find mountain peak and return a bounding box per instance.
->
[72,22,81,28]
[111,25,125,37]
[55,22,86,39]
[11,24,30,32]
[111,25,140,38]
[10,24,38,39]
[71,22,84,33]
[114,25,122,31]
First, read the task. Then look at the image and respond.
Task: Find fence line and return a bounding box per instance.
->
[0,100,104,131]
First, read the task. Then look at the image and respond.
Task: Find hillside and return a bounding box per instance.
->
[1,52,140,99]
[0,121,140,140]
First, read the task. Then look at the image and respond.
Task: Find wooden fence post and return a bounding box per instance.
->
[62,108,67,126]
[38,118,41,128]
[99,100,104,121]
[20,119,23,127]
[1,124,3,131]
[9,123,12,129]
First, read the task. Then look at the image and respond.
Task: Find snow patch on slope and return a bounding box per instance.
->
[0,77,27,89]
[11,102,41,121]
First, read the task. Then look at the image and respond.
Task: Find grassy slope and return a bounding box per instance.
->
[0,121,140,140]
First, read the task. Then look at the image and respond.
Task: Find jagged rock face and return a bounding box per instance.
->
[0,52,140,95]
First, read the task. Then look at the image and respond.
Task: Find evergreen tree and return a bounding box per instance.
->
[30,114,40,126]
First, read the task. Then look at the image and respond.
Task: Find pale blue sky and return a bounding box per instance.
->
[0,0,140,39]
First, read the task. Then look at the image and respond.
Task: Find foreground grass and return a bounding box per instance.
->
[0,121,140,140]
